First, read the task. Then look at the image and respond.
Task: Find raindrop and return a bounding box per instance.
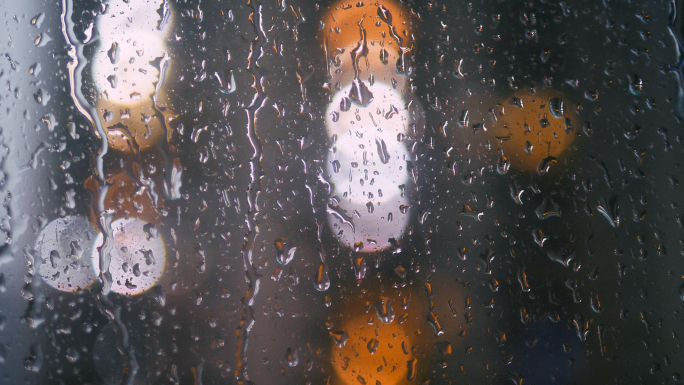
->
[143,223,158,240]
[537,156,557,176]
[396,47,413,76]
[107,42,119,64]
[590,292,601,313]
[458,109,470,128]
[106,74,117,88]
[354,256,366,279]
[286,348,299,367]
[460,205,483,221]
[427,311,444,336]
[509,97,524,108]
[214,68,236,94]
[274,239,295,265]
[314,263,330,291]
[349,79,374,107]
[329,330,349,348]
[30,13,45,27]
[367,338,379,354]
[28,63,41,76]
[549,97,565,118]
[573,313,589,341]
[65,347,80,363]
[524,141,533,154]
[340,96,351,111]
[379,48,388,65]
[597,195,619,228]
[407,357,418,382]
[628,73,643,95]
[374,297,395,323]
[375,138,390,164]
[496,151,510,175]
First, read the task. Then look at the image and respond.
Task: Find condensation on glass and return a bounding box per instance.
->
[1,0,683,384]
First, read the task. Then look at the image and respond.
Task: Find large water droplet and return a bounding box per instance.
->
[374,297,395,323]
[329,330,349,348]
[375,138,390,164]
[349,79,373,107]
[549,97,565,118]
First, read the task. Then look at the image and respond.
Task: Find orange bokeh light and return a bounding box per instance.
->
[488,88,579,173]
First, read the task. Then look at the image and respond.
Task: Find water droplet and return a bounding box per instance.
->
[379,48,388,65]
[549,97,565,118]
[30,13,45,28]
[65,347,80,363]
[374,297,395,323]
[354,256,366,279]
[524,141,533,154]
[329,330,349,348]
[535,155,557,176]
[460,205,483,221]
[28,63,41,76]
[33,88,50,106]
[349,79,374,107]
[590,291,601,313]
[407,357,418,381]
[366,338,379,354]
[143,223,158,240]
[427,311,444,336]
[573,313,589,341]
[314,263,330,291]
[597,195,619,228]
[107,42,119,64]
[454,58,466,79]
[340,96,351,112]
[286,348,299,367]
[458,109,469,128]
[65,188,76,209]
[274,239,295,265]
[509,97,524,108]
[151,285,166,307]
[49,250,61,269]
[214,67,236,94]
[496,151,510,175]
[628,73,643,95]
[375,138,390,164]
[396,47,413,76]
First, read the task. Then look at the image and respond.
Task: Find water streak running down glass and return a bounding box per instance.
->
[1,0,684,384]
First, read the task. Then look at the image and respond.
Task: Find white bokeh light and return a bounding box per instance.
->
[92,218,165,296]
[35,216,98,292]
[325,82,413,252]
[91,0,171,102]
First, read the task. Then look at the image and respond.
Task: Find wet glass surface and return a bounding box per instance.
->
[1,0,684,384]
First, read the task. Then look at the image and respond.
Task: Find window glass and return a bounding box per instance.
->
[1,0,683,384]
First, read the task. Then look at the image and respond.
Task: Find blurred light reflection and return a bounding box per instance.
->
[91,217,165,295]
[35,216,98,292]
[91,0,174,153]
